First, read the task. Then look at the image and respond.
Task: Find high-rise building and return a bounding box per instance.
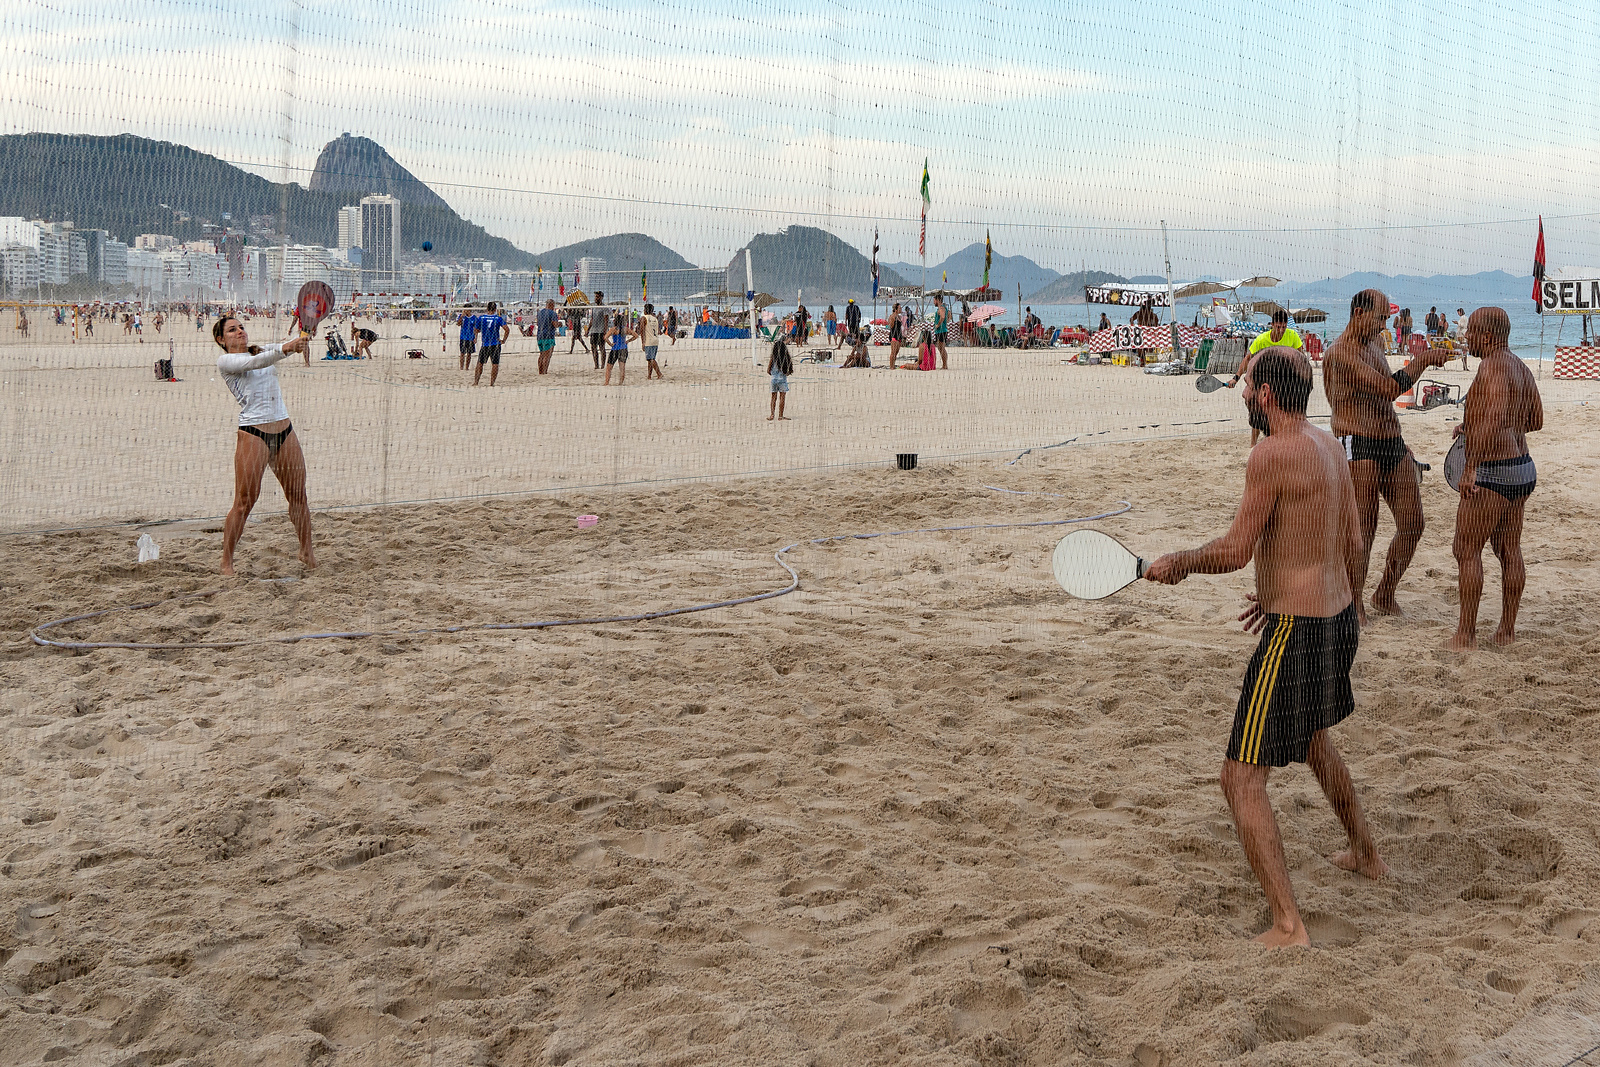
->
[576,256,606,292]
[360,194,400,288]
[337,205,361,253]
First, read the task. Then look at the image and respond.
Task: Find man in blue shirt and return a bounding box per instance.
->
[473,301,510,387]
[457,308,479,371]
[536,298,559,375]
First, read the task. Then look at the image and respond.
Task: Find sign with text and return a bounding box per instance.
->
[1084,285,1170,308]
[1539,278,1600,314]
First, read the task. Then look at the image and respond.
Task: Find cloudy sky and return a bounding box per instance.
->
[3,0,1596,280]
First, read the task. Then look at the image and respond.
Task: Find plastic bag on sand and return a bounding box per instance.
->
[136,533,160,563]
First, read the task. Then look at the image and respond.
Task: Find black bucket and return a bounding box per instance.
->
[896,453,918,471]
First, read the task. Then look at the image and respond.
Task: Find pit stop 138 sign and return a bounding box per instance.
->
[1540,278,1600,314]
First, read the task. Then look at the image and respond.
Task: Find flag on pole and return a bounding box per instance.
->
[942,270,947,286]
[984,231,992,287]
[1532,216,1546,310]
[558,262,565,296]
[871,228,880,299]
[537,265,543,292]
[642,268,648,302]
[919,160,930,258]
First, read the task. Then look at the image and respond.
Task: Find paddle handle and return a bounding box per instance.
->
[1136,557,1149,579]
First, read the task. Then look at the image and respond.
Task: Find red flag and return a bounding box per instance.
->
[1532,215,1546,309]
[919,206,926,258]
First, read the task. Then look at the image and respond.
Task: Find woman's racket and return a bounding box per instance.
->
[1052,529,1149,600]
[1444,436,1466,491]
[293,281,336,337]
[1195,373,1226,393]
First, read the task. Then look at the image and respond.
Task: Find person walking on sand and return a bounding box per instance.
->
[1453,308,1470,369]
[932,294,952,369]
[886,302,905,369]
[1146,346,1386,948]
[1447,308,1543,650]
[1324,289,1451,620]
[825,304,838,348]
[213,316,316,577]
[603,308,629,386]
[566,305,587,356]
[636,302,663,379]
[666,305,678,345]
[536,298,559,374]
[766,337,793,420]
[844,298,861,346]
[588,294,608,369]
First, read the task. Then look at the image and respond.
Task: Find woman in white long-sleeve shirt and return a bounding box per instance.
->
[213,316,316,576]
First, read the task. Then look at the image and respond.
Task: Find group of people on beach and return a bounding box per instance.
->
[1148,290,1541,947]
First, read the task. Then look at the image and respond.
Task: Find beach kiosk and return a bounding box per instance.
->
[1539,268,1600,379]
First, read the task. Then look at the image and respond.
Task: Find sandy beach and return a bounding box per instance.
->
[4,323,1600,1065]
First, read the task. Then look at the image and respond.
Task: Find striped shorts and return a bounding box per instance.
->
[1227,603,1359,767]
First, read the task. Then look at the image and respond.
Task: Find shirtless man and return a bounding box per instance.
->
[1448,307,1543,650]
[1324,289,1451,619]
[1147,347,1387,948]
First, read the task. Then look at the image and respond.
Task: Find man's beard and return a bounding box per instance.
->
[1247,396,1271,435]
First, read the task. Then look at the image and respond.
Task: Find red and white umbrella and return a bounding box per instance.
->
[968,304,1008,323]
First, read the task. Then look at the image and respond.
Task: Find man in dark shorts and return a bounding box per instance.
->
[932,294,951,369]
[536,298,559,375]
[566,305,587,356]
[458,309,479,370]
[1324,289,1451,619]
[844,298,861,345]
[473,301,509,386]
[351,322,378,359]
[1148,347,1387,948]
[1448,307,1543,650]
[588,293,607,369]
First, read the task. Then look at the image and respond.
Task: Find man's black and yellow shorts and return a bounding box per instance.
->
[1228,603,1359,767]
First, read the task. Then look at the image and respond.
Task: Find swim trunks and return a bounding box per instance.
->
[478,345,502,365]
[1476,454,1537,502]
[770,372,789,393]
[538,339,555,353]
[1339,434,1409,473]
[459,338,476,356]
[1228,603,1359,767]
[643,345,659,361]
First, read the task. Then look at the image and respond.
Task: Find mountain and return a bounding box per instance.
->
[1022,270,1135,304]
[535,233,696,273]
[309,133,451,210]
[886,243,1061,300]
[726,226,909,302]
[0,132,538,269]
[1277,270,1530,309]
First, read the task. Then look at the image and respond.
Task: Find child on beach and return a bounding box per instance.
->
[766,338,793,420]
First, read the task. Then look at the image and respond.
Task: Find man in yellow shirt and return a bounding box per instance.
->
[1230,309,1304,444]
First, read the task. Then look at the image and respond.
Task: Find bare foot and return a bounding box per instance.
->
[1445,632,1476,651]
[300,551,318,571]
[1491,628,1516,647]
[766,415,774,421]
[220,560,236,577]
[1370,596,1404,617]
[1252,923,1311,949]
[1328,849,1389,880]
[1355,604,1370,629]
[778,415,790,420]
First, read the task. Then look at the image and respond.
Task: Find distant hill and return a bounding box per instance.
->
[535,233,696,274]
[309,133,451,210]
[1278,270,1530,309]
[885,243,1062,300]
[726,226,909,302]
[1024,270,1139,304]
[0,132,538,269]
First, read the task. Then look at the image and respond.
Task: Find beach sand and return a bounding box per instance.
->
[3,324,1600,1065]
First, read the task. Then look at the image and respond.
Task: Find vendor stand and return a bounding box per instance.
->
[1540,268,1600,378]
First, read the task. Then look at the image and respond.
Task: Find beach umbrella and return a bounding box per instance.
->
[969,304,1007,323]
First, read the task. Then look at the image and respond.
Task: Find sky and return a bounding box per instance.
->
[3,0,1597,281]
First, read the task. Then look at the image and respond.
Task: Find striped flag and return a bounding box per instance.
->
[558,262,565,297]
[642,268,648,302]
[872,228,879,299]
[1532,216,1546,310]
[919,160,930,258]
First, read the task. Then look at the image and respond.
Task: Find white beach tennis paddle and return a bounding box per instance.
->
[1195,373,1225,393]
[1444,436,1466,492]
[1052,529,1149,600]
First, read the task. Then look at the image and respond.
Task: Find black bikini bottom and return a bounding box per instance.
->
[241,423,293,458]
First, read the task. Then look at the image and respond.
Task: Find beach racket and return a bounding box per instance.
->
[294,280,336,337]
[1444,436,1466,492]
[1195,373,1226,393]
[1052,529,1149,600]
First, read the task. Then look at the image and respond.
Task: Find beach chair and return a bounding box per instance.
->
[1193,338,1214,371]
[1408,335,1429,357]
